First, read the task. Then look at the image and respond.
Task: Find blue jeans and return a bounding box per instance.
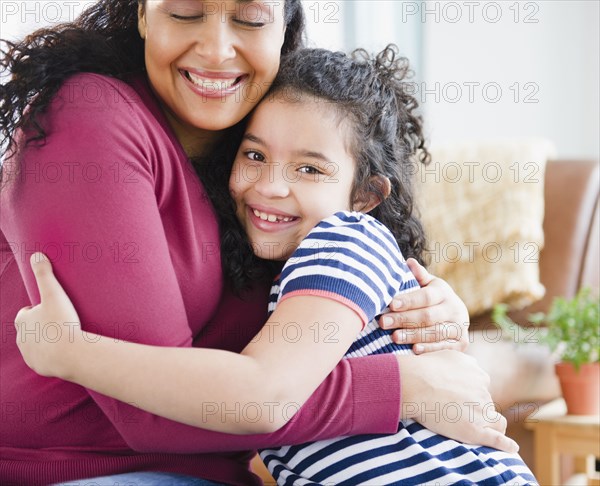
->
[53,472,225,486]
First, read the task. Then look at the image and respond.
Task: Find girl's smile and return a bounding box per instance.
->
[246,205,300,236]
[229,94,357,261]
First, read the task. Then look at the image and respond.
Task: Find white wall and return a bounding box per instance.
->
[302,0,423,76]
[3,1,598,160]
[420,0,599,160]
[1,1,92,40]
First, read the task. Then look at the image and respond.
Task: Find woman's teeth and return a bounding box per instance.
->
[253,208,295,223]
[185,71,240,90]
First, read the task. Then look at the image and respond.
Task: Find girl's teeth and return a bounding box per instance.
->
[252,208,294,223]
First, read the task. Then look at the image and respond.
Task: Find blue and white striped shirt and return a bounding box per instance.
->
[259,211,537,486]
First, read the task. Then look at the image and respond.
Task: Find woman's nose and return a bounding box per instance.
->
[194,14,236,65]
[255,164,290,199]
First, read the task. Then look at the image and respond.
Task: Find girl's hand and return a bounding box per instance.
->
[379,258,469,354]
[14,253,82,378]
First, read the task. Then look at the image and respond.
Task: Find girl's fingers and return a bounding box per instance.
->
[29,252,61,303]
[15,306,33,332]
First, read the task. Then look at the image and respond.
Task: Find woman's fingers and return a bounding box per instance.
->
[412,340,466,354]
[476,426,519,454]
[391,323,462,343]
[388,283,443,313]
[405,258,434,287]
[380,260,471,351]
[391,323,467,353]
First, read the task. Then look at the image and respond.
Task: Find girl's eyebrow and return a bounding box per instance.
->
[242,133,266,145]
[293,150,334,165]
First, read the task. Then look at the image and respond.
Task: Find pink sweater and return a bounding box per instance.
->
[0,73,400,486]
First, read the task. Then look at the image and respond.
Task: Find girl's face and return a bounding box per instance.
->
[139,1,286,155]
[229,95,357,261]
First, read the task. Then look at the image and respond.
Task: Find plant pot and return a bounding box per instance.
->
[554,362,600,415]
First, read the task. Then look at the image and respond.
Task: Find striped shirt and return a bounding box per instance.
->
[260,211,537,485]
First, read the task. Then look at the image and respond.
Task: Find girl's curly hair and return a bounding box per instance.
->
[201,46,430,293]
[0,0,305,179]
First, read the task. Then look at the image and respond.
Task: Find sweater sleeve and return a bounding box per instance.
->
[1,74,400,453]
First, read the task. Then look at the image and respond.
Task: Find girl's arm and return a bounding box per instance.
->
[17,253,364,433]
[17,254,518,453]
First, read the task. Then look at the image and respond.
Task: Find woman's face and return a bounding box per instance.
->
[138,0,287,152]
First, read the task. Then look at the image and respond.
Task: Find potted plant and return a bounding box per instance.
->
[493,287,600,415]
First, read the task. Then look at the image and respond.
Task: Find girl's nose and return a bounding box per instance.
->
[254,163,290,199]
[194,13,236,66]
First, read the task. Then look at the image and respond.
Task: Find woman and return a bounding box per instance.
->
[1,1,502,485]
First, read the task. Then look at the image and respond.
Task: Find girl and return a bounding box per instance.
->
[15,46,530,485]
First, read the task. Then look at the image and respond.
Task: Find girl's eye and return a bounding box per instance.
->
[298,165,323,175]
[244,150,265,162]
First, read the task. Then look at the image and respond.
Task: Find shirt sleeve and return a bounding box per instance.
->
[1,76,401,453]
[279,212,419,327]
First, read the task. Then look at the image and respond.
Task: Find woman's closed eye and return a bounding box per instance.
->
[233,19,266,28]
[170,13,204,21]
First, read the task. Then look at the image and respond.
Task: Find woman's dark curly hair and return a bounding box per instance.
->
[0,0,305,178]
[205,45,430,292]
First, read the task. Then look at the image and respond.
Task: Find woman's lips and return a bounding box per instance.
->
[180,69,247,98]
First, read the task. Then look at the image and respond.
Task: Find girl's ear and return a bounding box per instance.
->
[138,3,147,40]
[352,176,391,213]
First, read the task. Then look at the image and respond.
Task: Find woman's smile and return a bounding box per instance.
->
[179,68,248,98]
[140,0,286,153]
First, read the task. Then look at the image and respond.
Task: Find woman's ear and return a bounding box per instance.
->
[352,176,391,213]
[138,3,147,40]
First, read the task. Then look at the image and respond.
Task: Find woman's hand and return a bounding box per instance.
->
[398,350,519,453]
[14,253,83,378]
[380,258,469,353]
